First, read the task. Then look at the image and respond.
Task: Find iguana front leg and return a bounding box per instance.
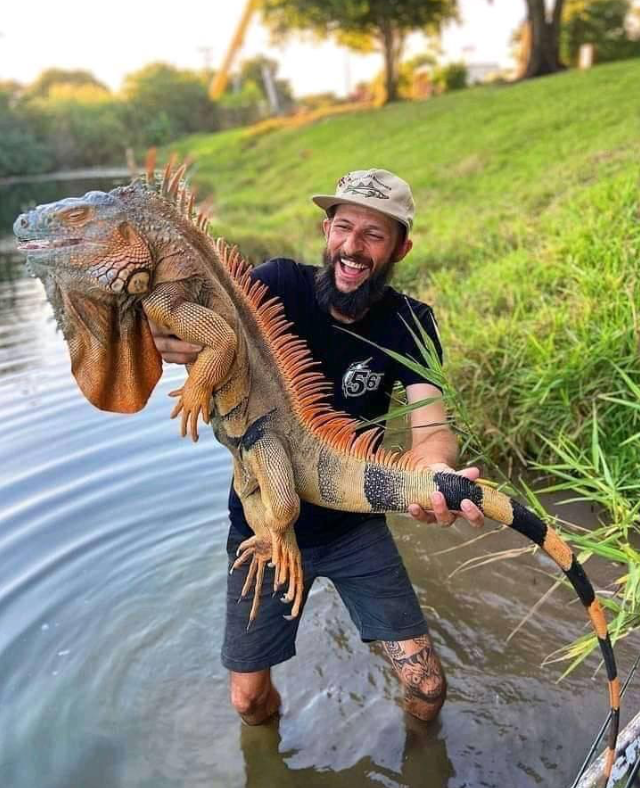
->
[237,434,304,619]
[144,285,237,440]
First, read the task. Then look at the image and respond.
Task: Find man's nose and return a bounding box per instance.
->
[342,232,363,256]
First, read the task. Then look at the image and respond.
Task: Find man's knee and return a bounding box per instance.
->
[382,635,447,722]
[403,668,447,722]
[229,671,280,724]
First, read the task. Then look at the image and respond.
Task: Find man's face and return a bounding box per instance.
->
[322,204,411,293]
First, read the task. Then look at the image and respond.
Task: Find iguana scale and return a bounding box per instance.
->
[13,158,620,783]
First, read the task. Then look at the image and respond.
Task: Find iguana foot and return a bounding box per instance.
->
[271,530,303,619]
[232,535,273,626]
[169,379,212,442]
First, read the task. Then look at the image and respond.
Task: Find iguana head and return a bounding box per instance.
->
[13,185,163,413]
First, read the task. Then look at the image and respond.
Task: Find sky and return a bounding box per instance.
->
[0,1,525,97]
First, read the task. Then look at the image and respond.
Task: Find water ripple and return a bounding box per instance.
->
[1,210,638,787]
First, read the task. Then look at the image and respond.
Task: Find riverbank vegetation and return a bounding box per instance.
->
[169,59,640,662]
[0,60,295,178]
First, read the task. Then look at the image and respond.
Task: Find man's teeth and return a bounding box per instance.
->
[341,258,367,271]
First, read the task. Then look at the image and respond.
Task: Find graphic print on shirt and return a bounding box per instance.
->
[342,358,384,398]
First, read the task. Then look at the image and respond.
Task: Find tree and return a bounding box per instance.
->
[260,0,458,103]
[562,0,640,65]
[0,89,53,176]
[520,0,567,78]
[238,55,294,113]
[121,63,218,146]
[25,68,109,98]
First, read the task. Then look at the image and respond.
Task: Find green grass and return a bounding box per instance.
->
[169,59,640,668]
[171,58,640,480]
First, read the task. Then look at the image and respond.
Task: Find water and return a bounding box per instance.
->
[1,176,637,788]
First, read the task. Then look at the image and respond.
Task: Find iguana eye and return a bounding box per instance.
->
[60,207,90,223]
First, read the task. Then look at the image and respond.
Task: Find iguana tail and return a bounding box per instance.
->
[433,471,620,786]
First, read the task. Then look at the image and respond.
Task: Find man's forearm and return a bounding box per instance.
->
[410,427,459,469]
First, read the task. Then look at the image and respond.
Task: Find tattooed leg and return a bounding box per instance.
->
[382,635,447,722]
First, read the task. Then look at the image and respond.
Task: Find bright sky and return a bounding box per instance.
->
[0,1,525,97]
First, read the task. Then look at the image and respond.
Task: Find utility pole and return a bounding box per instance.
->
[198,46,214,73]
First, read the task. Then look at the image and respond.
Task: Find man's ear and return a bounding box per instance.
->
[394,237,413,263]
[322,217,332,239]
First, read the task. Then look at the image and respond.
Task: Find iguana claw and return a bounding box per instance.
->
[169,380,212,442]
[271,531,303,618]
[232,531,303,622]
[233,535,274,624]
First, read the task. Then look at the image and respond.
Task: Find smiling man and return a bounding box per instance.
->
[148,168,484,727]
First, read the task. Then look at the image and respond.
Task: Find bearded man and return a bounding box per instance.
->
[148,168,484,726]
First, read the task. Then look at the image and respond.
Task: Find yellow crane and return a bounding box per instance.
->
[209,0,260,100]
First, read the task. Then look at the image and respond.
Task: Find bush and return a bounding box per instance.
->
[432,62,468,93]
[122,63,219,147]
[0,91,53,176]
[24,92,128,170]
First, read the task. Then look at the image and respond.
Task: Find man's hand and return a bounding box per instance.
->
[146,316,202,365]
[408,463,484,529]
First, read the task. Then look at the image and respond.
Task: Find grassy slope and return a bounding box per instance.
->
[173,60,640,492]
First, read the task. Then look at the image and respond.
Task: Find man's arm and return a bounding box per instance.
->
[146,317,201,364]
[404,382,484,529]
[145,322,483,528]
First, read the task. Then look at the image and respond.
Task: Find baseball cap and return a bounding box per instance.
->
[312,168,415,231]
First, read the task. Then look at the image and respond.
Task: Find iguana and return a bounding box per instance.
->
[13,158,620,783]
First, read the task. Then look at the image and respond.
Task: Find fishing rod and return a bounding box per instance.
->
[571,648,640,787]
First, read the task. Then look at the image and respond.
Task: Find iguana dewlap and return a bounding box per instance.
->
[13,159,619,784]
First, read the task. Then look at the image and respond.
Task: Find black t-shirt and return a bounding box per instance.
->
[228,258,443,547]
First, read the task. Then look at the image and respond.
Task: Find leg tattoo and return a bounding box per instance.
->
[383,636,446,720]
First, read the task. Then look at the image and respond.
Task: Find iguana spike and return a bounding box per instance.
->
[196,200,215,231]
[168,164,187,198]
[299,392,326,406]
[352,429,380,459]
[145,148,157,188]
[186,190,196,218]
[160,161,172,197]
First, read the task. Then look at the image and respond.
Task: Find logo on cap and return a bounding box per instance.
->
[339,171,391,201]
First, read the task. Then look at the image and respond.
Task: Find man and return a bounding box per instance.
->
[148,168,484,727]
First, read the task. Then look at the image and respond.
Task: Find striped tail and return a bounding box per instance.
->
[431,471,620,785]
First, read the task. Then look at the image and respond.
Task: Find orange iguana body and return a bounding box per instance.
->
[14,159,619,783]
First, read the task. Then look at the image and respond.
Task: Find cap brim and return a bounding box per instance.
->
[311,194,411,231]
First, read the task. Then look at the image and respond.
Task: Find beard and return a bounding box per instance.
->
[315,250,397,321]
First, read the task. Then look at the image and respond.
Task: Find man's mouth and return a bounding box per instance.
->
[336,256,371,283]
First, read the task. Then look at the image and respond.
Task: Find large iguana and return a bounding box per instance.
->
[13,158,620,783]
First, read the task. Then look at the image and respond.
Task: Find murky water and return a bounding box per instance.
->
[1,177,637,788]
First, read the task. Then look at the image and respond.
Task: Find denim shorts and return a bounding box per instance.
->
[221,516,429,673]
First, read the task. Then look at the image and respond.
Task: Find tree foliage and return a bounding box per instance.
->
[121,63,218,146]
[260,0,458,102]
[25,68,110,99]
[518,0,640,78]
[0,90,53,176]
[562,0,640,65]
[238,55,294,113]
[25,94,128,169]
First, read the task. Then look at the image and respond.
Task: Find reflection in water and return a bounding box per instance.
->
[239,687,455,788]
[1,174,638,788]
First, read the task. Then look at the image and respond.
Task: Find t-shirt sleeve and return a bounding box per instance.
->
[394,301,444,390]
